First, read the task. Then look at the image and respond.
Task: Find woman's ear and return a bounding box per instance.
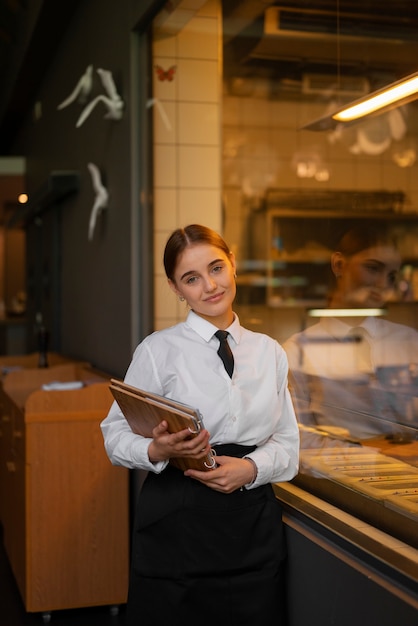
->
[229,251,237,276]
[167,278,181,297]
[331,251,345,278]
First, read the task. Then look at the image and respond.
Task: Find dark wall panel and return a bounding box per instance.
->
[12,0,161,376]
[285,521,418,626]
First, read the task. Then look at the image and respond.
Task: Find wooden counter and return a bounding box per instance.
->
[0,360,129,615]
[365,435,418,467]
[0,351,71,373]
[296,427,418,549]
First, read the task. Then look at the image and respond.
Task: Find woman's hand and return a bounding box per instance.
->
[184,455,256,493]
[147,420,211,463]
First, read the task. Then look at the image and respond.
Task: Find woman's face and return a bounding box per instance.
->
[168,243,237,328]
[333,244,401,307]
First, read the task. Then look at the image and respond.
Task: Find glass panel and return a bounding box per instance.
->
[151,0,418,547]
[222,1,418,548]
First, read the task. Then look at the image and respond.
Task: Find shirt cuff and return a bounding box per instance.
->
[243,456,258,489]
[131,437,168,473]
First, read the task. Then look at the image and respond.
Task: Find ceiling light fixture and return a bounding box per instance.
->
[308,308,386,317]
[303,72,418,131]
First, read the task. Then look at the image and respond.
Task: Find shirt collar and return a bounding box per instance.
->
[320,314,380,339]
[186,310,242,344]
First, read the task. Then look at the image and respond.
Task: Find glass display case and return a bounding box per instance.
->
[295,425,418,548]
[241,189,418,308]
[234,189,418,554]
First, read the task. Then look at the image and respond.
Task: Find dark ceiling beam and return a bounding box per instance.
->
[0,0,83,154]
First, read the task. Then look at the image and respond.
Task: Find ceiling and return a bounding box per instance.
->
[1,0,418,221]
[223,1,418,99]
[0,0,82,225]
[0,0,83,154]
[1,0,418,146]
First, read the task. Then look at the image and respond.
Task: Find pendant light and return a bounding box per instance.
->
[303,72,418,131]
[302,1,418,131]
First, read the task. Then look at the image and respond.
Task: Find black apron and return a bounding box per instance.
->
[127,445,287,626]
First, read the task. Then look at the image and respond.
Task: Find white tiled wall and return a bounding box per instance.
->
[152,0,418,332]
[221,91,418,342]
[152,0,222,330]
[222,93,418,256]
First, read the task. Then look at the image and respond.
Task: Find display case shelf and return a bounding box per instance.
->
[247,204,418,307]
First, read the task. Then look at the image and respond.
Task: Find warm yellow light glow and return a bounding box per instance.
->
[308,308,386,317]
[303,71,418,131]
[18,193,28,204]
[332,73,418,122]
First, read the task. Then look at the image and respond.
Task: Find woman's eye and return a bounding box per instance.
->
[186,275,198,284]
[212,265,223,274]
[364,264,379,274]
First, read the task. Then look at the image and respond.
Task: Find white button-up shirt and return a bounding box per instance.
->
[101,310,299,487]
[284,316,418,438]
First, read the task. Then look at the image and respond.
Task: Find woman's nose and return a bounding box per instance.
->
[376,272,392,289]
[203,275,216,291]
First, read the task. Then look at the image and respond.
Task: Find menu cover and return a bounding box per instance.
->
[109,378,216,472]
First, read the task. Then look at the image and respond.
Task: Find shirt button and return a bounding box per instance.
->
[231,416,237,422]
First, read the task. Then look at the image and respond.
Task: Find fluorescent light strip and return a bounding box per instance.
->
[333,73,418,122]
[302,71,418,131]
[308,308,386,317]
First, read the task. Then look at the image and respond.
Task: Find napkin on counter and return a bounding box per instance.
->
[41,381,84,391]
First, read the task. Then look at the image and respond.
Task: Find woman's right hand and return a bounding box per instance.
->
[147,420,211,463]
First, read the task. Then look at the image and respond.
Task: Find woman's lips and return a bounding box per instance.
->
[205,292,224,303]
[368,290,384,303]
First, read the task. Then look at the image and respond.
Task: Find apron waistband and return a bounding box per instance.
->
[212,443,256,458]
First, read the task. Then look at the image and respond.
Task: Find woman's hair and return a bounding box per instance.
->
[164,224,231,281]
[335,222,398,258]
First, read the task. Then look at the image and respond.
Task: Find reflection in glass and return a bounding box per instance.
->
[284,224,418,440]
[282,223,418,545]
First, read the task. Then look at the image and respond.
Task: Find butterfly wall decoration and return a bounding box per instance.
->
[155,65,177,82]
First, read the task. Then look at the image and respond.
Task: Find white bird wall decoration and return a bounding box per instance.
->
[146,97,172,131]
[76,68,124,128]
[87,162,109,241]
[57,65,94,110]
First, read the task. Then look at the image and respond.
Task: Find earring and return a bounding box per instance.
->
[179,296,185,302]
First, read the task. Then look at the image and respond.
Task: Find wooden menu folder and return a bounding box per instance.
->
[109,379,216,471]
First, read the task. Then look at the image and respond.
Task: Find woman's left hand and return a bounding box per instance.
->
[184,455,256,493]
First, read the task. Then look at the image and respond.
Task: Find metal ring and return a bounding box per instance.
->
[204,449,217,469]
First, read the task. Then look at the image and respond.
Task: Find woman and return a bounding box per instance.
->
[284,224,418,439]
[328,224,401,309]
[101,224,299,625]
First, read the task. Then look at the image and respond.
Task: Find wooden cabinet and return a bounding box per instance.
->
[0,360,129,615]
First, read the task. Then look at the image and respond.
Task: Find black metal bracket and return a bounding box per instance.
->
[7,170,80,228]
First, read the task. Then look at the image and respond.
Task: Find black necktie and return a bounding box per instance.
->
[215,330,234,378]
[349,327,373,374]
